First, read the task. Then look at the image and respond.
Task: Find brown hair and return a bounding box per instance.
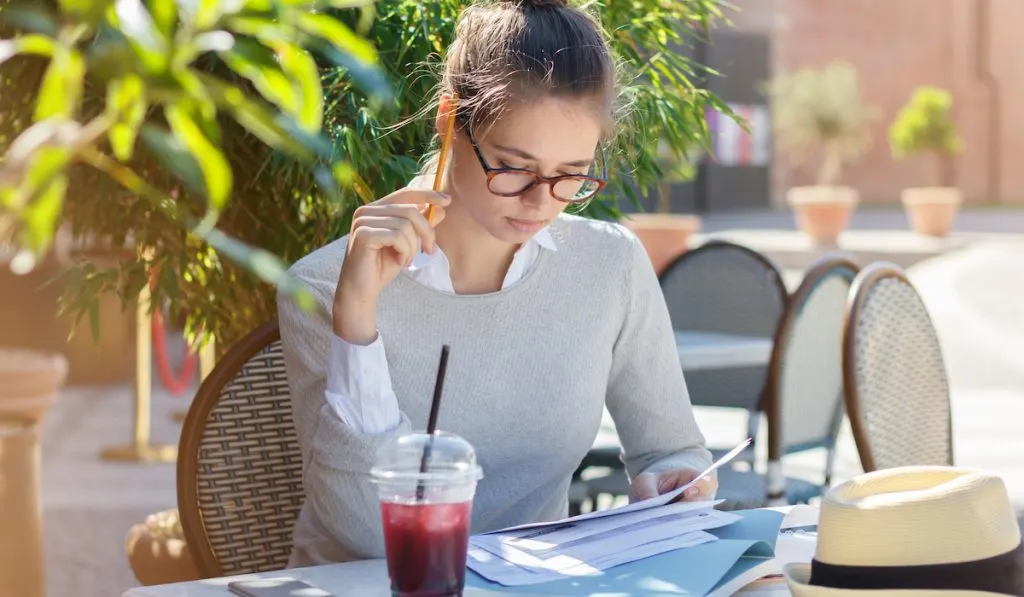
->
[436,0,618,140]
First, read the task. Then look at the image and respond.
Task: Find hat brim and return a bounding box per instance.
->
[783,563,1011,597]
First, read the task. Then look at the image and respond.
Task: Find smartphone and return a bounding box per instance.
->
[227,577,334,597]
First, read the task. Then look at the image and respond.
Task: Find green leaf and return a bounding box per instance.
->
[198,74,332,160]
[21,173,68,253]
[200,227,320,313]
[272,42,323,132]
[150,0,177,40]
[165,104,233,210]
[112,0,169,73]
[294,13,391,102]
[219,38,301,122]
[88,301,101,345]
[0,34,56,66]
[296,13,375,62]
[58,0,96,17]
[1,5,60,36]
[193,0,228,30]
[106,74,147,161]
[139,124,206,197]
[172,70,219,140]
[34,48,85,120]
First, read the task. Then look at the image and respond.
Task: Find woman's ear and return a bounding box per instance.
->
[435,94,456,136]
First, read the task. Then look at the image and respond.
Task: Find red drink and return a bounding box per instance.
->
[381,500,472,597]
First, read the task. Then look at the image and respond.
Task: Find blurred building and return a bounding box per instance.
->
[673,0,1023,213]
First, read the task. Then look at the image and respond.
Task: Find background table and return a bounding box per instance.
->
[676,331,774,371]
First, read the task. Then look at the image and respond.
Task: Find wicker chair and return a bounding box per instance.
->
[842,263,954,472]
[176,320,304,578]
[716,255,859,509]
[125,321,299,584]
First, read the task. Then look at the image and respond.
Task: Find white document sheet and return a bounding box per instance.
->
[468,530,718,585]
[466,439,752,586]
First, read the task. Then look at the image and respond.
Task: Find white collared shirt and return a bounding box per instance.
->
[325,226,558,434]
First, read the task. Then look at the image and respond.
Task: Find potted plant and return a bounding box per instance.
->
[889,86,964,237]
[623,140,704,274]
[764,62,878,247]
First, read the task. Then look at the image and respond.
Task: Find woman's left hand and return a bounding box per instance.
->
[628,468,718,503]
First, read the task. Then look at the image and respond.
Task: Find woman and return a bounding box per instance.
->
[278,0,715,567]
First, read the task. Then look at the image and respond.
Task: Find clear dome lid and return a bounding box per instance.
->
[371,431,483,487]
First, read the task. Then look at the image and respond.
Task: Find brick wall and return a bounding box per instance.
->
[726,0,1023,205]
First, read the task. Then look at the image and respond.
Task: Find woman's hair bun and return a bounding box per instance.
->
[502,0,569,8]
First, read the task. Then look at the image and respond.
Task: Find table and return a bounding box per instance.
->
[122,507,818,597]
[676,331,774,372]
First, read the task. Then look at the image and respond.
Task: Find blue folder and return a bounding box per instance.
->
[465,509,785,597]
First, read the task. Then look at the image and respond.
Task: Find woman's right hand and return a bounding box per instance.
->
[333,188,451,344]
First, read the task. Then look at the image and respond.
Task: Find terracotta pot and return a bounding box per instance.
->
[622,213,703,275]
[901,187,962,237]
[0,349,67,424]
[125,509,199,586]
[786,186,860,248]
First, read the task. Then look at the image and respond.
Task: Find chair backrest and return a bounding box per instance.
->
[842,263,953,472]
[177,321,305,578]
[766,255,859,465]
[659,240,788,412]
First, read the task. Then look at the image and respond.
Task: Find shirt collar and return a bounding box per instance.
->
[409,225,557,272]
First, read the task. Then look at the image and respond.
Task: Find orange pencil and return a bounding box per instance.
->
[427,97,458,225]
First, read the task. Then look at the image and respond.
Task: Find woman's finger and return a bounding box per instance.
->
[358,204,438,254]
[375,188,451,209]
[680,476,717,501]
[350,219,418,265]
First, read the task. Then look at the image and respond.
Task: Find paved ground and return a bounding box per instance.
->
[31,207,1024,597]
[698,206,1024,234]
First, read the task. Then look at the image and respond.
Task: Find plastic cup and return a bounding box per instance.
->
[371,431,483,597]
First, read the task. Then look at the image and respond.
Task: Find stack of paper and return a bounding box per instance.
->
[467,440,752,587]
[469,500,739,585]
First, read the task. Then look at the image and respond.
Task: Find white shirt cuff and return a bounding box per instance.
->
[325,333,402,435]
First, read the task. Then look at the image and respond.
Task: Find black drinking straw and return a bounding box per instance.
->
[415,344,450,501]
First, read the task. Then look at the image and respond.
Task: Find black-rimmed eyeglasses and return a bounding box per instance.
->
[462,123,607,204]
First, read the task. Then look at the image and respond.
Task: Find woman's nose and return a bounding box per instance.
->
[521,182,555,209]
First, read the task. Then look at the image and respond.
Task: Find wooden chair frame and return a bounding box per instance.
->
[763,253,859,498]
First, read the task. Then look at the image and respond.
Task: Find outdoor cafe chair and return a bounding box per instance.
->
[715,254,859,509]
[842,262,954,472]
[658,240,789,460]
[177,321,305,578]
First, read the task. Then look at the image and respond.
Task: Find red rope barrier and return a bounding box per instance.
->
[149,268,198,396]
[152,309,198,396]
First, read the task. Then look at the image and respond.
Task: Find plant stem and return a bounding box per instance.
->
[658,180,671,213]
[818,143,842,186]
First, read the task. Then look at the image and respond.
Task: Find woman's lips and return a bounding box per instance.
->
[506,217,546,233]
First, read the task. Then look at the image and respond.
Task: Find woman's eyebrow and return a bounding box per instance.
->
[491,142,594,168]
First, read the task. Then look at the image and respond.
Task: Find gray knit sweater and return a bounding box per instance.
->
[277,214,711,567]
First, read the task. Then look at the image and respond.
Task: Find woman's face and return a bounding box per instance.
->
[442,96,604,245]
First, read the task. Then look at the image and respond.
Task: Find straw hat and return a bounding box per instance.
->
[784,466,1024,596]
